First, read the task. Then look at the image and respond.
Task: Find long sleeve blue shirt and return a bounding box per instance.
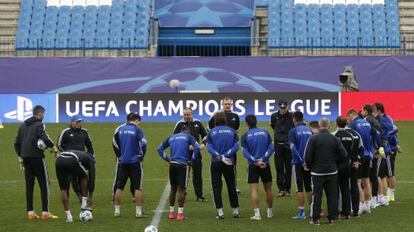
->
[157,132,200,165]
[241,127,274,165]
[206,125,239,163]
[288,123,313,165]
[114,123,146,164]
[349,118,374,159]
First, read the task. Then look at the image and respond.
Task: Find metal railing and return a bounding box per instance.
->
[1,36,414,57]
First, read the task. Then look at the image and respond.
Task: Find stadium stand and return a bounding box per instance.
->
[267,0,400,48]
[14,0,152,51]
[0,0,414,56]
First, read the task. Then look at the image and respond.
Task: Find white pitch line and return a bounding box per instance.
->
[150,181,170,228]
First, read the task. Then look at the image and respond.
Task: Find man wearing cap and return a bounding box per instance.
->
[57,115,94,200]
[269,100,294,197]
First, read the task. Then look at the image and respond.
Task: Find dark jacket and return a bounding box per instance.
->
[304,129,347,175]
[14,116,54,159]
[57,126,94,155]
[270,111,294,143]
[173,118,207,143]
[332,128,363,171]
[208,111,240,131]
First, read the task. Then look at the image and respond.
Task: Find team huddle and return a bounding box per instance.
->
[14,97,401,226]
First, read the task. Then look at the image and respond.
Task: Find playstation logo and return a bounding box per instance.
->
[4,96,33,122]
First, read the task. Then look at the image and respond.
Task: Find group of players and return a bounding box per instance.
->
[14,97,401,225]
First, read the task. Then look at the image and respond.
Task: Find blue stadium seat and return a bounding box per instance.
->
[360,4,373,47]
[267,0,281,48]
[320,4,333,47]
[333,4,346,47]
[294,4,307,48]
[346,4,359,47]
[306,4,320,47]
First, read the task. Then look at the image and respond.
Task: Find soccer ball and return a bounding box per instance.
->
[144,225,158,232]
[79,210,93,222]
[37,139,47,150]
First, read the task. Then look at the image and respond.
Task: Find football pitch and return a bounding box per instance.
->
[1,121,413,232]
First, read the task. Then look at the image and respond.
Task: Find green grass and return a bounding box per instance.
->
[1,122,413,232]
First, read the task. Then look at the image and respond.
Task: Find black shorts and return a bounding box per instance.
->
[247,164,272,184]
[116,162,143,191]
[377,157,389,178]
[358,156,371,179]
[292,164,312,193]
[387,152,396,177]
[169,163,189,189]
[55,156,87,191]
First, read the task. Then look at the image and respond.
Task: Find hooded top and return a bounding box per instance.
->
[14,116,54,158]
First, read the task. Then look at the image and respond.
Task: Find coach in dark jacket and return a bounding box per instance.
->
[14,105,58,219]
[57,115,94,155]
[304,118,347,225]
[269,100,294,196]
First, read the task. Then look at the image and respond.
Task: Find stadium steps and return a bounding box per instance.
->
[399,0,414,53]
[0,0,19,56]
[254,7,268,56]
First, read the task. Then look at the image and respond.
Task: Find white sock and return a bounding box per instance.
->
[42,211,48,214]
[169,206,175,213]
[387,187,391,195]
[65,210,72,216]
[391,188,395,196]
[217,208,224,216]
[254,208,260,217]
[267,208,273,216]
[28,211,34,214]
[233,208,239,215]
[178,207,184,214]
[81,197,88,208]
[136,206,142,215]
[114,205,120,213]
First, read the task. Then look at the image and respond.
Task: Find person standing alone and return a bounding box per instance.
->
[270,100,294,197]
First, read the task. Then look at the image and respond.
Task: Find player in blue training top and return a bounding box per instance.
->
[112,112,147,218]
[288,111,313,220]
[157,126,200,221]
[347,108,374,214]
[241,115,274,220]
[206,112,240,219]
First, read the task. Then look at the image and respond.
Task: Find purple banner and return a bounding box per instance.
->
[155,0,254,28]
[1,56,414,93]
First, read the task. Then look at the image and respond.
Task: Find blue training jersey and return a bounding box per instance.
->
[377,114,399,153]
[241,127,274,165]
[349,118,374,159]
[206,125,239,163]
[157,132,200,165]
[116,123,146,164]
[288,123,313,165]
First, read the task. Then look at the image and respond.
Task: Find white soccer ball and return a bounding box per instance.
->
[79,210,93,222]
[144,225,158,232]
[169,79,180,89]
[37,139,47,150]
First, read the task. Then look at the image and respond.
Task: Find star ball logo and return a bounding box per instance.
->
[136,67,268,93]
[4,96,33,122]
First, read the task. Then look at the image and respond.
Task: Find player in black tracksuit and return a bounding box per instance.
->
[174,107,208,202]
[304,118,347,225]
[57,115,94,200]
[208,97,240,192]
[269,100,294,196]
[14,105,58,219]
[332,116,363,218]
[55,150,95,222]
